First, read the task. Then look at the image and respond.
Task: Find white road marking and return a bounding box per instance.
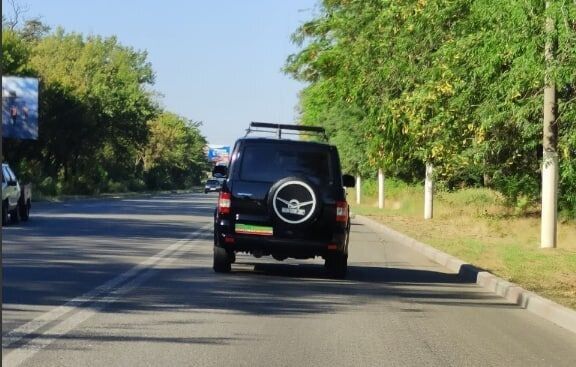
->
[2,222,212,367]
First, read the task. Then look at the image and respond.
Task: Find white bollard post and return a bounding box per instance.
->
[424,163,433,220]
[541,151,558,248]
[356,176,361,205]
[378,168,385,209]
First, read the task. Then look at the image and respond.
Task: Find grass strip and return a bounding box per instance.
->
[350,185,576,310]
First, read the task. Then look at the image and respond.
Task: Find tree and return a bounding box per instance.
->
[142,112,209,189]
[3,19,211,194]
[4,28,159,193]
[1,29,31,75]
[286,0,576,216]
[1,0,29,31]
[20,18,51,42]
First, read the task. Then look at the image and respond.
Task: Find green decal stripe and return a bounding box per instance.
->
[236,224,273,235]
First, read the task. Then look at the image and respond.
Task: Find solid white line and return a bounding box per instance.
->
[2,223,212,351]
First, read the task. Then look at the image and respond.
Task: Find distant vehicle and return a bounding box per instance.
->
[212,165,228,179]
[212,122,355,277]
[204,178,223,194]
[2,163,32,225]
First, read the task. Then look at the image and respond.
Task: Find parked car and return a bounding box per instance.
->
[2,163,32,225]
[204,178,223,193]
[212,122,355,277]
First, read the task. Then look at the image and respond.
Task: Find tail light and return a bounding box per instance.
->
[218,191,231,215]
[336,201,348,223]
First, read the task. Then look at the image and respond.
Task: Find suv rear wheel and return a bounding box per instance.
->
[325,253,348,278]
[213,246,232,273]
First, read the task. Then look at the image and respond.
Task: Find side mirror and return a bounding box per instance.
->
[212,165,228,178]
[342,174,355,188]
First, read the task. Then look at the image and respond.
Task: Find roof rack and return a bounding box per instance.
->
[245,122,328,141]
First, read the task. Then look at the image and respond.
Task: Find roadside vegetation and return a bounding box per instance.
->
[2,16,210,196]
[286,0,575,307]
[285,0,576,218]
[350,179,576,309]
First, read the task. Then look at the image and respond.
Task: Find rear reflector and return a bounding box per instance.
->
[224,236,235,244]
[336,201,348,223]
[218,191,231,215]
[327,244,338,250]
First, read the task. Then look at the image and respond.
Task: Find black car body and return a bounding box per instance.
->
[212,123,355,277]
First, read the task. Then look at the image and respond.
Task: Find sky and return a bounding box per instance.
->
[2,0,319,146]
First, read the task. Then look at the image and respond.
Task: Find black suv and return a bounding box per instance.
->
[212,122,355,277]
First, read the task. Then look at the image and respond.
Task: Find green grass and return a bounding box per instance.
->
[350,182,576,310]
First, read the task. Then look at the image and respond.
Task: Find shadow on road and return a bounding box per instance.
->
[2,193,215,307]
[3,255,518,350]
[99,260,517,322]
[2,194,519,350]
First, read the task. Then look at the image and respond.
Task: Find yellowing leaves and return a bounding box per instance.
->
[415,0,428,14]
[476,129,486,144]
[431,144,444,158]
[436,81,454,95]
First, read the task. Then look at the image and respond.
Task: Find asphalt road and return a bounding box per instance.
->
[2,193,576,367]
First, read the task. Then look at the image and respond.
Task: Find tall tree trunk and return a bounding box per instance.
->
[541,1,558,249]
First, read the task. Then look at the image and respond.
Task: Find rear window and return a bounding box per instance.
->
[207,180,220,185]
[239,143,333,185]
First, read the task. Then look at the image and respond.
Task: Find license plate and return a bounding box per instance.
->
[235,223,273,236]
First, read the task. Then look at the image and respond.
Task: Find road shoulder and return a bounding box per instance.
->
[355,214,576,335]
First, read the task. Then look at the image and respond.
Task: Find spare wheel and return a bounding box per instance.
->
[268,177,321,226]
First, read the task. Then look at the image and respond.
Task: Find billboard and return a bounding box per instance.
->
[207,145,231,165]
[2,76,39,140]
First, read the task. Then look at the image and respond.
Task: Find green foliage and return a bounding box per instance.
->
[286,0,576,217]
[361,178,377,197]
[25,29,158,193]
[2,21,209,195]
[20,18,51,42]
[2,29,32,74]
[361,177,416,200]
[142,112,210,190]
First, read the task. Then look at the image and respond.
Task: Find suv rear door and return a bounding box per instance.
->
[230,141,338,237]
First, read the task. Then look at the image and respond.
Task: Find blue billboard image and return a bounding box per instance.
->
[2,76,39,140]
[207,145,231,165]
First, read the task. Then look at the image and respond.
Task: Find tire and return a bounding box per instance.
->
[325,253,348,279]
[213,246,232,273]
[2,200,8,226]
[10,203,21,224]
[267,176,322,227]
[20,199,30,221]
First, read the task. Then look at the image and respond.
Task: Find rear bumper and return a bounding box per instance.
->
[214,219,348,258]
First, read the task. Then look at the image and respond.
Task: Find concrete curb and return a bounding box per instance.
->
[355,214,576,335]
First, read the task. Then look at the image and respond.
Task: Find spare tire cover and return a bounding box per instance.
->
[269,177,320,225]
